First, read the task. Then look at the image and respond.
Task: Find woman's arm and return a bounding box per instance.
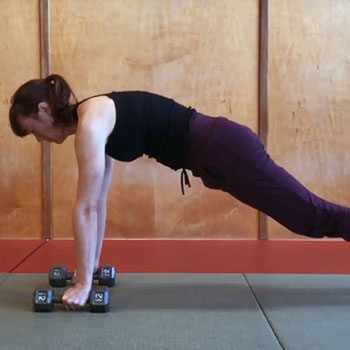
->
[95,155,114,271]
[62,97,115,310]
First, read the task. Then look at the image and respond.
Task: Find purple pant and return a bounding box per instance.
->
[187,112,350,240]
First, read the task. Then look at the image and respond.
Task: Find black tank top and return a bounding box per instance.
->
[74,91,195,171]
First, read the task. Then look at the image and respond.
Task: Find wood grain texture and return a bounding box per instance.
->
[40,0,53,239]
[268,0,350,239]
[258,0,269,240]
[0,1,42,238]
[50,0,259,238]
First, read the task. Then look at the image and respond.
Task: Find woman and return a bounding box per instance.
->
[9,74,350,310]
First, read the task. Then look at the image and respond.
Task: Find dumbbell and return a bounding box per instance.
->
[49,265,116,287]
[33,286,110,312]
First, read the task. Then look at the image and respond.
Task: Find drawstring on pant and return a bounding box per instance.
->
[180,169,191,195]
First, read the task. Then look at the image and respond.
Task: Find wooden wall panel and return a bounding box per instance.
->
[268,0,350,239]
[51,0,259,238]
[0,1,42,238]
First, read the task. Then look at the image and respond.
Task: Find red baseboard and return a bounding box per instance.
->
[1,239,349,274]
[0,240,46,273]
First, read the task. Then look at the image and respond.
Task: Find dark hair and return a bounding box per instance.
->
[9,74,78,137]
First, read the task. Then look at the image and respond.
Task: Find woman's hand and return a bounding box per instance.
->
[62,283,91,311]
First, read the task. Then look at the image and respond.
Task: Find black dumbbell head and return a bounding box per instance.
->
[49,266,68,287]
[89,286,110,313]
[33,288,54,312]
[97,266,116,287]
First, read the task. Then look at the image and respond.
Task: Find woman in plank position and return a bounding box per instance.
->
[9,74,350,310]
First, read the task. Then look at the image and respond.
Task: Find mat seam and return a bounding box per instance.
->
[243,273,286,350]
[0,274,10,285]
[9,240,49,273]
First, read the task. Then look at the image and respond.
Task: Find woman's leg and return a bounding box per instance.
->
[188,112,350,240]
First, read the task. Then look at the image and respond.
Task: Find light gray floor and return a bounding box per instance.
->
[0,273,280,350]
[246,274,350,350]
[1,273,350,350]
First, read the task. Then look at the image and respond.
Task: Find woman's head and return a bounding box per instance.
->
[9,74,78,143]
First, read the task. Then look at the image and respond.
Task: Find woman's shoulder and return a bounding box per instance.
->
[76,95,116,132]
[77,94,114,114]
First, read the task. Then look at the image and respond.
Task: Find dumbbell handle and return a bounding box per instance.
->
[64,270,100,281]
[52,292,89,305]
[51,291,67,304]
[64,272,74,281]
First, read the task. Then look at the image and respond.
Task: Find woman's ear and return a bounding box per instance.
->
[38,101,50,114]
[37,102,53,122]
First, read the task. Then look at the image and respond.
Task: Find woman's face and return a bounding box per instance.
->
[19,102,66,144]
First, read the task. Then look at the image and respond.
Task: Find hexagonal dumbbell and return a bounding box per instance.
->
[48,265,116,287]
[33,286,110,313]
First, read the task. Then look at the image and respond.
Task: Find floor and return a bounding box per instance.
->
[1,239,350,350]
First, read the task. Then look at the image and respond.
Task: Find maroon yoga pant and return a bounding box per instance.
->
[186,112,350,240]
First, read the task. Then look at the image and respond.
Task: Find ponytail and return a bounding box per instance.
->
[44,74,77,125]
